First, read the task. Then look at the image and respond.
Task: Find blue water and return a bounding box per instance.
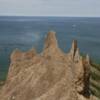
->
[0,16,100,80]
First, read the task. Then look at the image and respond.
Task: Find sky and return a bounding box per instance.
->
[0,0,100,17]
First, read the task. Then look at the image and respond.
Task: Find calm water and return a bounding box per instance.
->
[0,16,100,80]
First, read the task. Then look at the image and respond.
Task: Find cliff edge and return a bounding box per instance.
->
[0,31,98,100]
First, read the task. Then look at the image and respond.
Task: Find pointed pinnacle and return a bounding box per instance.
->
[44,31,58,49]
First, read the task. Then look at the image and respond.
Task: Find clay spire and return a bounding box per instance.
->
[74,48,80,63]
[70,40,78,59]
[75,56,85,93]
[86,54,90,65]
[23,48,37,59]
[10,48,23,62]
[42,31,63,59]
[44,31,58,49]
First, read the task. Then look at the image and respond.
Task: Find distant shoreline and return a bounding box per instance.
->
[0,16,100,18]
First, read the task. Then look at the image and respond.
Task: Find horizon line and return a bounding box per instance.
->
[0,15,100,18]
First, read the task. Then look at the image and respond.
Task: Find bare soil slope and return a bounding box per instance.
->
[0,32,97,100]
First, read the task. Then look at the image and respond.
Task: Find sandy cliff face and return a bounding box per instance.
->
[0,32,97,100]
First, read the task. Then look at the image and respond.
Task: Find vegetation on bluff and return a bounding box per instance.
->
[90,62,100,98]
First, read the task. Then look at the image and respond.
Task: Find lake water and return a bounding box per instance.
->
[0,16,100,80]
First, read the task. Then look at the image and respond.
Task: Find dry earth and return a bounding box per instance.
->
[0,31,98,100]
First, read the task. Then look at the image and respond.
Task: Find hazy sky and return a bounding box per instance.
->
[0,0,100,17]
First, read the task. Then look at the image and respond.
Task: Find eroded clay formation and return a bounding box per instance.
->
[0,31,97,100]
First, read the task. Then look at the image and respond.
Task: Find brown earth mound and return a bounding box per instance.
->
[0,31,98,100]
